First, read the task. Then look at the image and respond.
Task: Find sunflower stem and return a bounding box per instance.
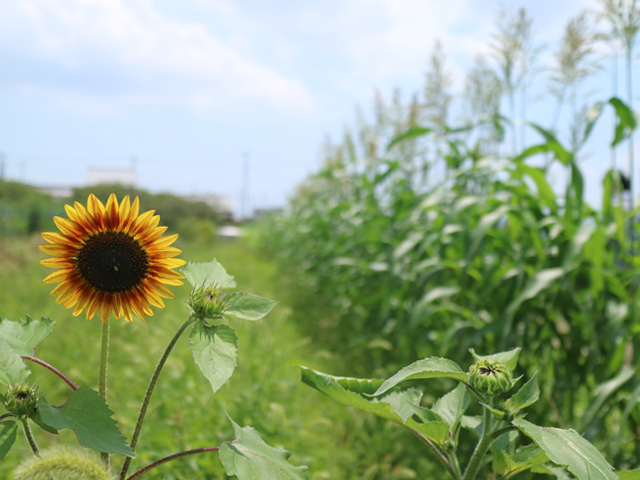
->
[21,417,40,456]
[119,315,196,480]
[98,320,110,469]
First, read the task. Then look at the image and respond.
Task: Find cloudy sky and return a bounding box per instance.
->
[0,0,624,214]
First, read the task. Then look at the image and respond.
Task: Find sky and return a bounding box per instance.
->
[0,0,630,216]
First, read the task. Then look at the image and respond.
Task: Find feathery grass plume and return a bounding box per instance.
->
[462,54,503,156]
[14,446,115,480]
[423,40,452,129]
[549,12,598,131]
[490,6,542,152]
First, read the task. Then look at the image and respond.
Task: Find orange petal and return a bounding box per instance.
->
[53,217,81,237]
[41,232,75,246]
[106,194,119,230]
[40,258,75,269]
[148,233,179,250]
[39,244,74,257]
[43,269,75,284]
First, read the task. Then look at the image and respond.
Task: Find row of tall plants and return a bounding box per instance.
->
[261,1,640,471]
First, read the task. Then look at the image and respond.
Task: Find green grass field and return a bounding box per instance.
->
[0,234,436,480]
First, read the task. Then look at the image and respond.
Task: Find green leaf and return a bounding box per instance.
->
[503,269,564,341]
[519,123,573,165]
[182,259,236,289]
[531,464,572,479]
[460,415,483,437]
[580,367,635,432]
[492,444,549,478]
[190,322,238,394]
[514,161,557,212]
[513,418,617,480]
[609,97,637,147]
[469,348,521,371]
[219,415,309,480]
[503,373,539,416]
[0,421,18,460]
[618,470,640,480]
[0,337,30,385]
[29,409,58,435]
[300,366,449,445]
[38,388,134,457]
[0,315,55,356]
[224,292,278,321]
[374,357,467,396]
[387,126,431,151]
[432,383,469,428]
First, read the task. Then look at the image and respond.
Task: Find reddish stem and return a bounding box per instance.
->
[21,356,78,391]
[126,441,237,480]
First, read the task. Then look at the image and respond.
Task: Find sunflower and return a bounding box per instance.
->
[39,194,186,324]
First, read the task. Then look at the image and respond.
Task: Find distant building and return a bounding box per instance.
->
[87,168,137,186]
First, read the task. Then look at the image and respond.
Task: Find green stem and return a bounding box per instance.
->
[21,417,40,456]
[99,321,110,469]
[410,428,457,479]
[462,405,493,480]
[446,448,463,480]
[119,316,196,480]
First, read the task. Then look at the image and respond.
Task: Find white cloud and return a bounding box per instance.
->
[0,0,313,112]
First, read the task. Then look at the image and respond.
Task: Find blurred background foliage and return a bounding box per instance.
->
[258,2,640,474]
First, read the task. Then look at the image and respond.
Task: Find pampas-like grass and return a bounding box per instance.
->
[14,446,115,480]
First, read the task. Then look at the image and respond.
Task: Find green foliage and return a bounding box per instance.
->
[218,416,309,480]
[38,388,134,457]
[260,95,640,468]
[0,316,55,356]
[0,181,62,237]
[0,338,30,385]
[303,348,632,480]
[0,422,18,460]
[189,322,238,394]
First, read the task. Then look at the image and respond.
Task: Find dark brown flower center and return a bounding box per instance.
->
[77,231,149,293]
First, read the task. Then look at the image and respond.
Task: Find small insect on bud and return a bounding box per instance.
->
[4,382,39,417]
[467,360,515,396]
[188,283,229,321]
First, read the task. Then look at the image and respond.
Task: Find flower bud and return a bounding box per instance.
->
[4,382,39,417]
[467,360,514,396]
[188,284,229,321]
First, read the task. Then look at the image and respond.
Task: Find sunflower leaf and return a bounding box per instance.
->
[0,315,56,356]
[224,292,278,321]
[182,259,236,289]
[190,322,238,394]
[300,366,450,446]
[0,337,30,385]
[0,421,18,460]
[38,388,134,457]
[374,357,468,396]
[219,415,309,480]
[512,418,617,480]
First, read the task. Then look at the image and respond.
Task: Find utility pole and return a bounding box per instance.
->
[242,152,250,220]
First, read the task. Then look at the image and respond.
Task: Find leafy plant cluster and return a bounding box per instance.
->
[260,94,640,469]
[0,260,308,480]
[0,181,63,237]
[303,347,640,480]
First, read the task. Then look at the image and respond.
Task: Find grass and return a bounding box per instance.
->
[0,234,440,480]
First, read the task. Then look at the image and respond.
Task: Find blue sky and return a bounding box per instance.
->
[0,0,629,215]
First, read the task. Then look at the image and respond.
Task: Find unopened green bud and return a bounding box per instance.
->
[468,360,514,396]
[189,284,229,321]
[4,383,39,417]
